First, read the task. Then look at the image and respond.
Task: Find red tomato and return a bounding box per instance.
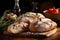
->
[45,8,60,14]
[48,8,54,11]
[52,9,59,14]
[55,9,59,13]
[48,8,60,14]
[48,8,55,11]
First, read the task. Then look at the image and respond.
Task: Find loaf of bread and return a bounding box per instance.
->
[7,12,57,37]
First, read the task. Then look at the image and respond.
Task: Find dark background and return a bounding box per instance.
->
[0,0,60,15]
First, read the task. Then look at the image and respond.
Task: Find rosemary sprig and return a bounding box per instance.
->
[0,10,10,22]
[0,10,16,30]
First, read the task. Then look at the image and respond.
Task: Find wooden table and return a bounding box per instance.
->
[0,27,60,40]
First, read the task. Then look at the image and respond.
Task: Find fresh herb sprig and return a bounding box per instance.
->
[0,10,16,31]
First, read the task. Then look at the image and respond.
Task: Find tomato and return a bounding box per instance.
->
[44,8,60,14]
[48,8,60,14]
[55,9,59,13]
[48,8,54,11]
[48,8,55,11]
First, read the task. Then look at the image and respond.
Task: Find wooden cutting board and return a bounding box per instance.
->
[0,27,60,40]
